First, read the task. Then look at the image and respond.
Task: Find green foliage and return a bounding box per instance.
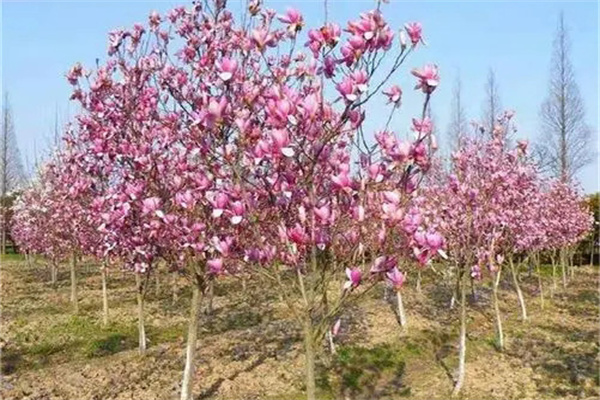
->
[325,343,410,399]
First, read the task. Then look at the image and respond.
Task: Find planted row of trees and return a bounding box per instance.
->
[10,1,593,399]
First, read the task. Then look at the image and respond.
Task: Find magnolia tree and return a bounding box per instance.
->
[62,1,442,399]
[12,155,96,313]
[420,113,545,393]
[542,180,593,288]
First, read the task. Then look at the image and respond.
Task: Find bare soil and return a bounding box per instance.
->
[1,255,598,400]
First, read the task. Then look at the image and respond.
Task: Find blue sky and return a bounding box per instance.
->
[1,0,598,192]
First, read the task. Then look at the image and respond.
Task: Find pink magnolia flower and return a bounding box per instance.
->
[386,267,405,290]
[411,64,439,94]
[331,172,352,190]
[288,224,308,245]
[425,231,443,252]
[175,191,194,209]
[207,258,224,275]
[306,28,324,56]
[209,192,229,218]
[252,27,274,49]
[350,70,369,93]
[471,264,482,280]
[321,23,341,46]
[270,129,294,157]
[277,9,304,33]
[344,267,362,290]
[332,319,342,336]
[336,77,357,102]
[383,85,402,105]
[370,256,396,273]
[404,22,424,46]
[229,201,245,225]
[382,191,401,205]
[314,205,331,224]
[141,197,161,216]
[217,57,238,81]
[402,212,422,234]
[382,202,403,221]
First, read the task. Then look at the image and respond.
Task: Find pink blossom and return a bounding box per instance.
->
[217,57,238,81]
[386,267,405,290]
[383,85,402,105]
[207,258,224,275]
[411,64,440,93]
[141,197,161,215]
[344,267,362,289]
[332,319,342,336]
[277,9,304,33]
[404,22,424,46]
[336,77,357,102]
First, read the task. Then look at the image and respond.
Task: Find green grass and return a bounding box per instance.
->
[84,332,137,358]
[0,253,26,262]
[321,343,410,399]
[13,315,189,371]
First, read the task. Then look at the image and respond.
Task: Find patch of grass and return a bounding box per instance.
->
[149,323,185,343]
[323,343,409,399]
[29,341,65,357]
[0,253,26,262]
[84,333,136,358]
[207,308,265,333]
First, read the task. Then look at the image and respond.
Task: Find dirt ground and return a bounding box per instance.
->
[1,255,598,400]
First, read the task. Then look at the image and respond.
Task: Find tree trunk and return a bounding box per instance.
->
[396,291,407,328]
[101,263,109,326]
[136,274,147,355]
[452,270,467,396]
[509,257,527,321]
[416,270,422,296]
[70,252,78,314]
[51,260,57,287]
[450,271,460,309]
[569,250,575,279]
[180,281,203,400]
[172,272,179,304]
[205,280,214,315]
[327,330,336,355]
[589,234,595,267]
[492,268,504,351]
[155,272,160,297]
[560,248,567,288]
[551,253,557,296]
[303,317,316,400]
[535,255,544,310]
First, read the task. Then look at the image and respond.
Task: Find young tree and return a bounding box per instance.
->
[422,112,540,393]
[1,93,26,254]
[535,12,594,182]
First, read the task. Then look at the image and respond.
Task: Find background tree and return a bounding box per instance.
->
[446,74,468,153]
[1,92,26,254]
[535,12,594,182]
[481,69,501,135]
